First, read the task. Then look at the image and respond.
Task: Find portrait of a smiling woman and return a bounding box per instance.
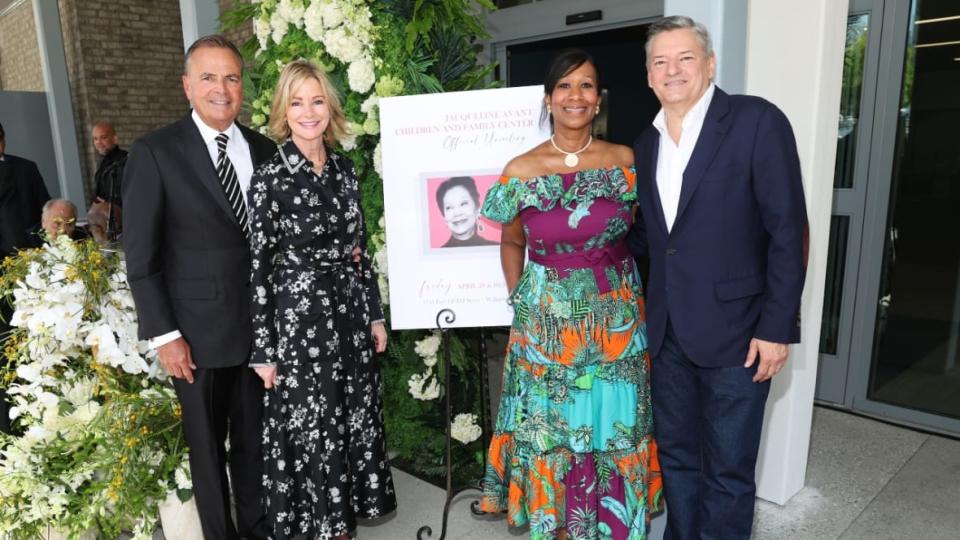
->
[434,175,498,248]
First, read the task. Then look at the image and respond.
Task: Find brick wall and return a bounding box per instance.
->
[0,0,44,91]
[59,0,186,202]
[219,0,253,52]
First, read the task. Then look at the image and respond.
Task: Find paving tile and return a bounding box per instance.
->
[839,435,960,540]
[356,468,504,540]
[752,408,928,540]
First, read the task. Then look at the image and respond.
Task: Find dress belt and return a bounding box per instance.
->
[526,243,631,294]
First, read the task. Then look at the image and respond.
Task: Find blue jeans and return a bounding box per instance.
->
[652,321,770,540]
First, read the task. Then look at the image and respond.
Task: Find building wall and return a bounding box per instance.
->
[0,0,44,91]
[58,0,186,202]
[219,0,253,51]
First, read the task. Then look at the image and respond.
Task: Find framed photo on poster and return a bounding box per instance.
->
[380,85,549,329]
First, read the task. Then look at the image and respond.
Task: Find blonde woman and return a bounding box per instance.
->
[247,59,395,540]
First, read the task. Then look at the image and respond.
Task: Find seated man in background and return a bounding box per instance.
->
[39,198,87,242]
[86,203,110,244]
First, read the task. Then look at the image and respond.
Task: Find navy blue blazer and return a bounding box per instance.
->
[627,88,807,368]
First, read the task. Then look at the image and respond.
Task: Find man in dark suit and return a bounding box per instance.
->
[0,120,51,434]
[0,121,50,256]
[627,16,807,539]
[122,35,275,540]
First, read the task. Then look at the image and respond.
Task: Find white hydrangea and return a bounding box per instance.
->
[323,26,364,63]
[270,8,288,45]
[320,0,346,28]
[347,57,376,93]
[450,413,482,444]
[303,0,324,41]
[360,94,379,116]
[414,332,441,359]
[407,370,440,401]
[373,141,383,177]
[377,273,390,306]
[255,16,271,51]
[372,247,388,275]
[339,131,357,151]
[276,0,305,28]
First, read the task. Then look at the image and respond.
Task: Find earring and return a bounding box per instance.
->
[547,104,552,115]
[595,106,600,114]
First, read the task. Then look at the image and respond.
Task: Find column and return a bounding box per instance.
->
[745,1,848,504]
[32,0,83,206]
[179,0,220,52]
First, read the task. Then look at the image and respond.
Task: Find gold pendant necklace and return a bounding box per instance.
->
[550,135,593,168]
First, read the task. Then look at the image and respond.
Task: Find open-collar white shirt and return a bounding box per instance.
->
[191,110,254,194]
[652,83,716,233]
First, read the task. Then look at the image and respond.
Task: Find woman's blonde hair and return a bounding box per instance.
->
[268,59,348,144]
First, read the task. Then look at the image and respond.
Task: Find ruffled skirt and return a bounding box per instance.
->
[480,261,663,540]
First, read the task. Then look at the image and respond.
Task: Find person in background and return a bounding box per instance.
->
[0,120,50,434]
[627,16,807,540]
[478,49,662,539]
[0,120,50,256]
[90,121,127,239]
[122,35,275,540]
[435,175,496,247]
[39,198,81,241]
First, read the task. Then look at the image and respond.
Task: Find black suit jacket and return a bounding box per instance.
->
[0,154,50,257]
[627,88,807,367]
[122,114,276,368]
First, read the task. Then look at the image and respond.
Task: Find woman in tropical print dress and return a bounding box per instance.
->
[247,60,396,540]
[479,49,663,540]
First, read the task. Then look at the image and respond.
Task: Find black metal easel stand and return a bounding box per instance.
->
[416,308,491,540]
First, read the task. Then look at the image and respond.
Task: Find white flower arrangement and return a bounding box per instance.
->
[450,413,482,444]
[0,236,188,538]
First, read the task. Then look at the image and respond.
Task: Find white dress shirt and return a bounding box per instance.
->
[148,113,257,349]
[653,83,716,232]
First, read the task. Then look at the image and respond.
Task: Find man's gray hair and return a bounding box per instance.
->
[645,15,715,61]
[184,34,243,75]
[41,198,77,219]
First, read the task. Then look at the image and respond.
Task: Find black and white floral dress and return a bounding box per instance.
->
[248,140,396,540]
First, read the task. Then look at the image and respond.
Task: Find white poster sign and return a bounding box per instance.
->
[380,85,549,330]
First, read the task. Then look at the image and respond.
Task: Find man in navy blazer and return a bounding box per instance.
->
[627,16,807,539]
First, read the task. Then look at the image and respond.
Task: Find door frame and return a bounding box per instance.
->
[485,0,662,82]
[835,0,960,435]
[816,0,887,404]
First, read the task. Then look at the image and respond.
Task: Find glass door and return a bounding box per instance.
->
[816,0,886,404]
[863,0,960,422]
[827,0,960,435]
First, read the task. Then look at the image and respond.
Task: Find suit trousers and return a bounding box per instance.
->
[173,364,267,540]
[652,320,770,540]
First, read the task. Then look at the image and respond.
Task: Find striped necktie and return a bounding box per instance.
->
[214,133,249,235]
